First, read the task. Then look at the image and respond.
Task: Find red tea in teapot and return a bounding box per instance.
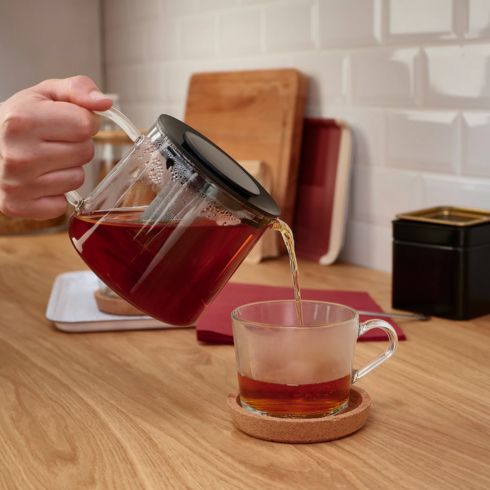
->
[69,209,264,325]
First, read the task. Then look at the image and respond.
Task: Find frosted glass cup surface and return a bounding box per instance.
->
[232,300,398,418]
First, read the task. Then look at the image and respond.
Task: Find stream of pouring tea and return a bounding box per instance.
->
[272,219,304,325]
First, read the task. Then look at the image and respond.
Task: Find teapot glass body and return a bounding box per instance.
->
[68,111,279,325]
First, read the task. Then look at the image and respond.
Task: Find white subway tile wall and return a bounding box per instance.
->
[466,0,490,39]
[421,174,490,209]
[162,0,199,18]
[327,108,386,167]
[386,111,460,173]
[462,113,490,178]
[350,166,423,225]
[219,8,262,56]
[179,14,218,59]
[103,0,490,272]
[350,48,421,106]
[289,51,346,110]
[318,0,381,48]
[424,44,490,108]
[385,0,456,41]
[0,0,104,198]
[264,0,316,52]
[0,0,103,98]
[147,21,180,61]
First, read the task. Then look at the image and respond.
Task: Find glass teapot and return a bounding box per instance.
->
[67,109,280,326]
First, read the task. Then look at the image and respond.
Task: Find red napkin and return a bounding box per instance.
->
[196,283,406,344]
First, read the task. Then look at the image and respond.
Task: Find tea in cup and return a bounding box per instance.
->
[232,300,398,418]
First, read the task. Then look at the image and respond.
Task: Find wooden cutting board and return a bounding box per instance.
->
[184,69,308,238]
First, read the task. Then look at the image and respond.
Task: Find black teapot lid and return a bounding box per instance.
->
[157,114,280,218]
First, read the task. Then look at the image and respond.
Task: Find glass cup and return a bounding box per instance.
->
[231,300,398,418]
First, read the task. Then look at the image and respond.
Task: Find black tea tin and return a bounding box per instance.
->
[392,206,490,320]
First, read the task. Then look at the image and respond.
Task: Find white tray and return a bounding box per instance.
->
[46,271,193,333]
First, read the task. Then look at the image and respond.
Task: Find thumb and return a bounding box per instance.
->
[35,75,113,111]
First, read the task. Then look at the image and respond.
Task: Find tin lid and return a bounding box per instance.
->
[156,114,280,218]
[393,206,490,247]
[396,206,490,227]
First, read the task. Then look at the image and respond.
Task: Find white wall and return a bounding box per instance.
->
[103,0,490,272]
[0,0,103,196]
[0,0,103,100]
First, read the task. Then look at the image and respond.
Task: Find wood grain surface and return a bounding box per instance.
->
[184,69,308,229]
[0,233,489,489]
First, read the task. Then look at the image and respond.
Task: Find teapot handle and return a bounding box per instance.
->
[65,107,142,208]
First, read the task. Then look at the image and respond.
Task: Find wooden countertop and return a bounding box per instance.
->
[0,232,489,489]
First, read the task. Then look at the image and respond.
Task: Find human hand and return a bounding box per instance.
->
[0,75,112,219]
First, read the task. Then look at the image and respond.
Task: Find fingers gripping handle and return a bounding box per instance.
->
[352,319,398,383]
[65,107,142,208]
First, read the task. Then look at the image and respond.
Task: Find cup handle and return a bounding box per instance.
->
[65,107,142,208]
[352,319,398,383]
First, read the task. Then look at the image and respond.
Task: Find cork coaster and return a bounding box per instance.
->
[94,289,143,316]
[227,386,371,443]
